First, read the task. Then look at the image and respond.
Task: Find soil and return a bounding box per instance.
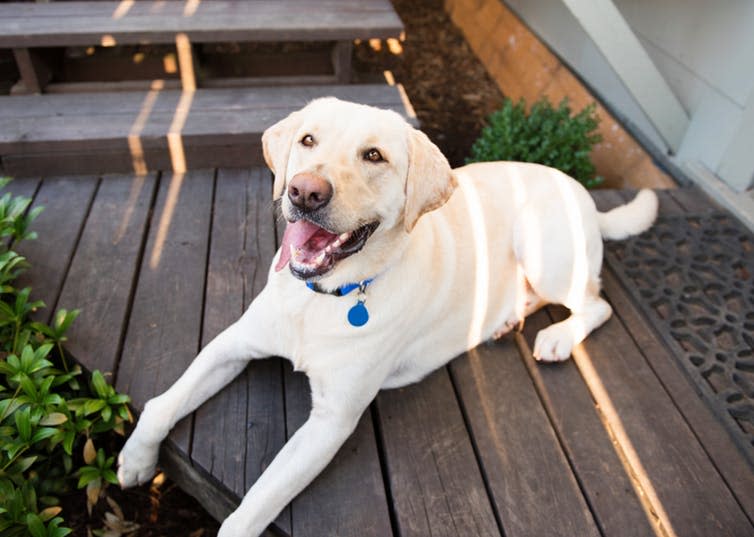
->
[355,0,505,167]
[61,473,220,537]
[51,0,505,534]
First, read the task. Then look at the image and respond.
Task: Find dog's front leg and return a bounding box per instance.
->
[218,364,385,537]
[118,290,278,488]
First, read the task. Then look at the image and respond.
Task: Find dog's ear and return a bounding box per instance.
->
[404,127,456,232]
[262,110,304,200]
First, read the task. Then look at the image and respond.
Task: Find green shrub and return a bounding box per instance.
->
[0,178,132,536]
[467,97,604,188]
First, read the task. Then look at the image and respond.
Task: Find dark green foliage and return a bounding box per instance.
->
[467,97,604,188]
[0,179,132,536]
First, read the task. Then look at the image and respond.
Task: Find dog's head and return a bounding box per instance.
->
[264,97,456,283]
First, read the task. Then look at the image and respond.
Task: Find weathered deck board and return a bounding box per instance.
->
[0,0,404,47]
[5,175,752,537]
[450,341,603,537]
[116,170,214,455]
[601,268,754,522]
[517,311,655,537]
[285,367,394,537]
[0,84,415,176]
[189,168,291,531]
[15,176,99,323]
[56,173,157,375]
[3,176,40,204]
[544,300,753,536]
[376,368,500,537]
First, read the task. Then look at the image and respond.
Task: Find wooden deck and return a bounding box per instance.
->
[6,172,753,537]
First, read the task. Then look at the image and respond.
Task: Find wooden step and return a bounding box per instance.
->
[1,0,403,92]
[0,84,415,177]
[0,0,403,47]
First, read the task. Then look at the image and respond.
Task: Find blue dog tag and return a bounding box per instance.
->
[348,301,369,327]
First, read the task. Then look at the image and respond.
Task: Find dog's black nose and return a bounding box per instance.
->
[288,173,333,212]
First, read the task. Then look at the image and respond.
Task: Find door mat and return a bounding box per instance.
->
[606,212,754,462]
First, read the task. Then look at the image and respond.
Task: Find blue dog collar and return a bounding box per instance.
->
[306,278,374,327]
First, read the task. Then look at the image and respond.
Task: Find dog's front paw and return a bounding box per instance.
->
[117,434,159,488]
[533,324,574,362]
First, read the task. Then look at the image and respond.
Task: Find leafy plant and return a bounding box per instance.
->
[0,179,132,536]
[467,97,604,188]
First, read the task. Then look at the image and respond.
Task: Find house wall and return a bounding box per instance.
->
[444,0,675,189]
[501,0,754,191]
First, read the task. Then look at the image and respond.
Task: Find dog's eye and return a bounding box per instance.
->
[364,148,385,163]
[301,134,315,147]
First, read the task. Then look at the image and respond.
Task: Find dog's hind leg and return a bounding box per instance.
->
[512,192,611,361]
[492,264,543,339]
[532,294,612,361]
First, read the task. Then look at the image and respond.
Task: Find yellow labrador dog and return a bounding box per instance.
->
[118,98,658,536]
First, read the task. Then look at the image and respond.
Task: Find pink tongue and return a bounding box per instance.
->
[275,220,323,271]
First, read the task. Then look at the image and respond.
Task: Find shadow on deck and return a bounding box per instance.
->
[6,171,753,537]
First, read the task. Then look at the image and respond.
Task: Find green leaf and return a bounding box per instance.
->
[76,467,101,489]
[9,455,37,474]
[31,427,58,444]
[62,430,75,456]
[83,399,106,416]
[19,374,38,399]
[25,513,46,537]
[90,371,109,399]
[107,394,130,405]
[102,469,119,485]
[14,408,31,442]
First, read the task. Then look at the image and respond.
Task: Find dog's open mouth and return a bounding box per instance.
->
[275,219,379,279]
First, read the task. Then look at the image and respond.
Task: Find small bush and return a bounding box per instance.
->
[467,97,603,188]
[0,179,132,536]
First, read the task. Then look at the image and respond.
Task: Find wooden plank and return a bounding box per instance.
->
[517,311,655,537]
[1,143,263,179]
[0,105,413,152]
[2,176,41,203]
[0,1,404,47]
[592,187,688,218]
[0,85,405,119]
[116,169,213,456]
[190,168,290,533]
[666,186,719,213]
[11,48,49,94]
[55,173,157,375]
[376,368,500,537]
[0,86,411,159]
[332,41,353,83]
[450,340,602,537]
[15,175,99,323]
[546,302,753,536]
[654,189,686,215]
[601,268,754,522]
[284,367,393,537]
[590,188,629,212]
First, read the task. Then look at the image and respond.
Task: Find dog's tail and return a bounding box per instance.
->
[597,189,658,240]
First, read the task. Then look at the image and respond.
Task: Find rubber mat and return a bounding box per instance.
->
[606,212,754,460]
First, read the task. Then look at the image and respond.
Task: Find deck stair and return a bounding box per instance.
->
[0,0,406,176]
[0,0,404,93]
[0,84,414,177]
